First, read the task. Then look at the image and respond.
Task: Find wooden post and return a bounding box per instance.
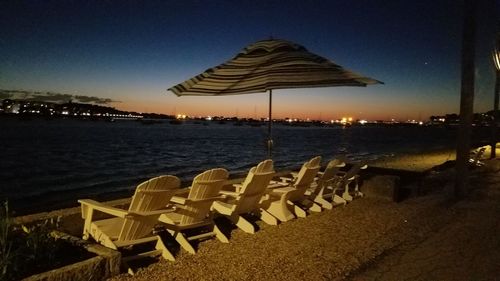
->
[492,70,499,158]
[455,0,477,199]
[491,37,500,158]
[267,89,273,157]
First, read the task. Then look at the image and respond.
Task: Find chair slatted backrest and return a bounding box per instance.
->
[179,168,229,225]
[338,162,366,188]
[313,158,345,197]
[235,159,275,214]
[119,175,181,241]
[289,156,321,201]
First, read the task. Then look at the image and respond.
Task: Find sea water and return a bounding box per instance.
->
[0,118,490,214]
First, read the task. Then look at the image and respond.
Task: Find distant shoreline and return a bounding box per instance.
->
[1,113,497,129]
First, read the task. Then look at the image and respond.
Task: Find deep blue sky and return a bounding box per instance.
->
[1,0,498,120]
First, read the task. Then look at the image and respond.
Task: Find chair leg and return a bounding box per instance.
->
[81,206,94,240]
[333,194,347,206]
[168,229,196,254]
[314,196,333,210]
[342,184,353,202]
[266,199,295,222]
[155,236,175,261]
[353,180,364,197]
[308,202,322,213]
[122,260,134,276]
[230,215,255,234]
[82,228,90,241]
[342,191,353,202]
[258,208,279,225]
[293,203,307,218]
[300,198,322,213]
[213,223,229,243]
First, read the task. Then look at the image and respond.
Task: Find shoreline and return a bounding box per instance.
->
[11,147,460,217]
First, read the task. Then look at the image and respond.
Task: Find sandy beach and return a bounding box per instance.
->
[13,148,500,280]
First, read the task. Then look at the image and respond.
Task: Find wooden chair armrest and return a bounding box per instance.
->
[232,183,243,193]
[78,199,128,218]
[129,208,176,218]
[171,195,227,205]
[268,181,289,188]
[220,190,240,198]
[266,186,295,198]
[170,196,187,205]
[279,176,294,183]
[185,195,226,203]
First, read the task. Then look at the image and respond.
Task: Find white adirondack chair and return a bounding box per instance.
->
[335,162,367,202]
[78,175,181,267]
[308,158,348,209]
[212,159,278,234]
[158,168,229,255]
[265,156,322,222]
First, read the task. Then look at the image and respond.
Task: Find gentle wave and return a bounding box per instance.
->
[0,118,490,214]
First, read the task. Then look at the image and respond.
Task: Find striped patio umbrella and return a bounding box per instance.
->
[168,39,382,156]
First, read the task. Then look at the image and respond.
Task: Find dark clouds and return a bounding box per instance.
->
[74,95,115,104]
[0,89,117,104]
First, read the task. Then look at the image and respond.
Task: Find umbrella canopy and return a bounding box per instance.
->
[168,38,382,156]
[169,39,381,96]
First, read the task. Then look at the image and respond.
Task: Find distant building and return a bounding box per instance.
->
[1,99,20,114]
[429,112,495,126]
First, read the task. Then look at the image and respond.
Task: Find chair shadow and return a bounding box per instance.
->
[215,213,263,234]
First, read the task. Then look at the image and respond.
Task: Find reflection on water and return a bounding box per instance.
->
[0,118,489,214]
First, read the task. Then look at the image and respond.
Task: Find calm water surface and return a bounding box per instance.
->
[0,118,489,214]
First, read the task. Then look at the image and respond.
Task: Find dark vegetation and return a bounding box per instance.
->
[0,202,93,281]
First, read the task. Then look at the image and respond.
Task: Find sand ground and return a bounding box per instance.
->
[103,150,500,281]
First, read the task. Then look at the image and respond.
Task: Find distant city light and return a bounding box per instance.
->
[340,117,353,125]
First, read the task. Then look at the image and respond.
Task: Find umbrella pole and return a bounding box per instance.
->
[267,89,273,157]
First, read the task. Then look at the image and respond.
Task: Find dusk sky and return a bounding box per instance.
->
[1,0,498,121]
